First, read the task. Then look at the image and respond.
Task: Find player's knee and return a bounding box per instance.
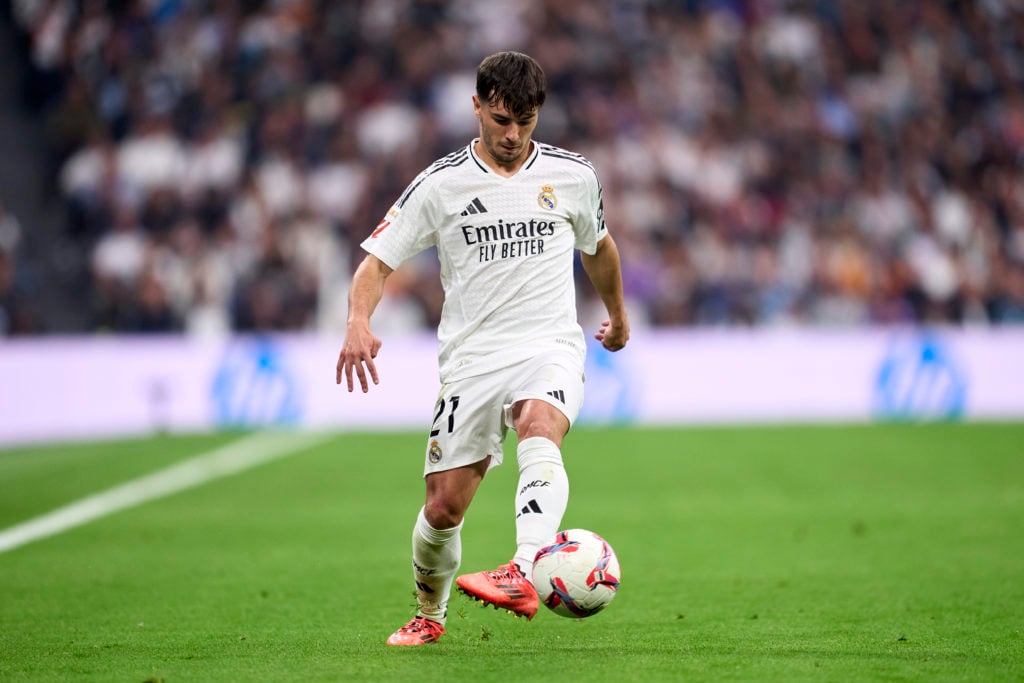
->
[422,500,465,530]
[512,399,569,445]
[515,413,567,444]
[518,426,564,450]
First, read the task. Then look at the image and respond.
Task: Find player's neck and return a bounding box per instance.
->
[473,139,533,178]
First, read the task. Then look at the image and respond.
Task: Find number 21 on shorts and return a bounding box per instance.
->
[430,394,461,437]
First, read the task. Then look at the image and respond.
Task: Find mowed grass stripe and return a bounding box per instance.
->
[0,430,330,554]
[0,432,245,528]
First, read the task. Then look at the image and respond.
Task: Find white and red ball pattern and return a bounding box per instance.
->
[532,528,621,618]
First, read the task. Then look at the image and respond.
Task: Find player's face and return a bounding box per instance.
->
[473,96,539,171]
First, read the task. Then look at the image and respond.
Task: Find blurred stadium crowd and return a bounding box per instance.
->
[2,0,1023,336]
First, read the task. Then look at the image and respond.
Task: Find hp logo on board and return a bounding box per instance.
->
[211,337,302,427]
[873,333,967,420]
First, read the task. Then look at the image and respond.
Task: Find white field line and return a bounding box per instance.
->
[0,430,332,555]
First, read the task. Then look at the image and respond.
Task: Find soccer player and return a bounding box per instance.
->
[336,51,629,646]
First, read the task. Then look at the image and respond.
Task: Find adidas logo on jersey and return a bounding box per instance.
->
[460,198,488,216]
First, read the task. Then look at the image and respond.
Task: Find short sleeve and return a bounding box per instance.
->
[360,171,438,269]
[572,166,608,255]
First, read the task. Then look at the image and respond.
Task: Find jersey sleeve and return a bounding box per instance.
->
[360,171,439,269]
[572,165,609,255]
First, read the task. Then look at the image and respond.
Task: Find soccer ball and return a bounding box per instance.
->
[532,528,621,618]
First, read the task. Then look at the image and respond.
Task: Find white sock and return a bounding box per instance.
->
[411,507,461,624]
[512,436,569,582]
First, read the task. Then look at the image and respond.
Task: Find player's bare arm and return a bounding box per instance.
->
[580,234,629,352]
[336,254,393,392]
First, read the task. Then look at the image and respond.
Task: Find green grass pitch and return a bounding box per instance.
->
[1,423,1022,682]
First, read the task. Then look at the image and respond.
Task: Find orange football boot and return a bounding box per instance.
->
[455,561,539,620]
[385,616,446,646]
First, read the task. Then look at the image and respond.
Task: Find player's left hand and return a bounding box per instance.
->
[594,318,629,352]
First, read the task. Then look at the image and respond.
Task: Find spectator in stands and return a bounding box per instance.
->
[5,0,1023,334]
[0,201,41,334]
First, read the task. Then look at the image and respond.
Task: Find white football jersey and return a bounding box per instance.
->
[362,139,608,381]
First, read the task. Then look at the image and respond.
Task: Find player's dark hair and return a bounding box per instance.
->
[476,51,547,117]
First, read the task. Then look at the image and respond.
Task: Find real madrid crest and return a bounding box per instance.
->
[538,185,557,210]
[428,440,443,464]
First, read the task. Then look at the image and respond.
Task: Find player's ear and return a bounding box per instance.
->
[472,95,481,119]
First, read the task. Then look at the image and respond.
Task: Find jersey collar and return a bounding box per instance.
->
[468,139,541,176]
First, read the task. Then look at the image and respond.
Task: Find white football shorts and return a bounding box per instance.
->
[422,354,584,476]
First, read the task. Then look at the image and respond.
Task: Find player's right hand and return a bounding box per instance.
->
[336,323,383,393]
